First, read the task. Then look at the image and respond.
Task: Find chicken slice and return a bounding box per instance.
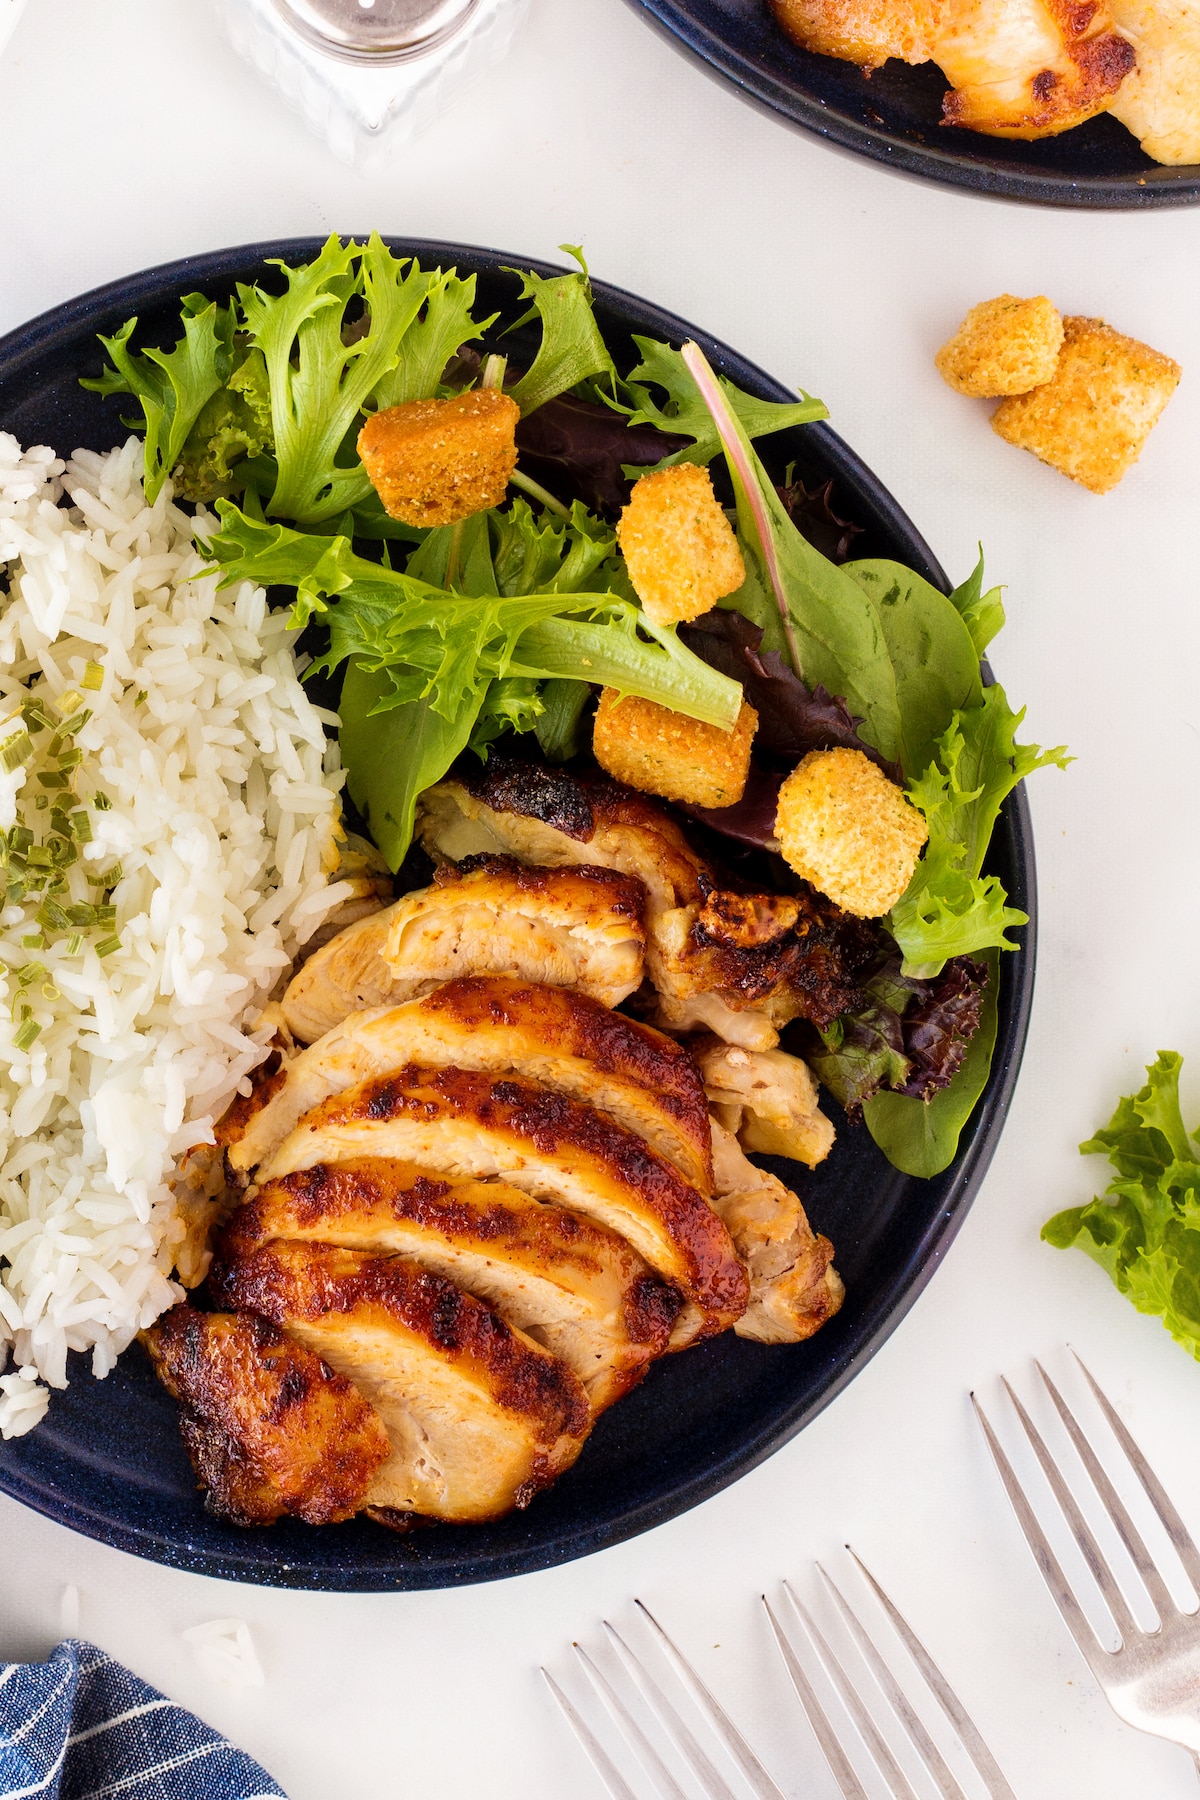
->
[417,760,875,1049]
[695,1038,835,1169]
[143,1304,392,1526]
[225,976,712,1194]
[709,1121,844,1344]
[933,0,1136,137]
[258,1065,749,1343]
[1107,0,1200,162]
[214,1241,591,1523]
[224,1158,681,1412]
[281,854,646,1043]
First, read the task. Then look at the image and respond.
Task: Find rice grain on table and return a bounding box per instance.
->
[0,435,355,1436]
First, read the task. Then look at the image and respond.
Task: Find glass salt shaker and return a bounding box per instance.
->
[214,0,530,166]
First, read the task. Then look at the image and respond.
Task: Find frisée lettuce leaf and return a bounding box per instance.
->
[1043,1053,1200,1360]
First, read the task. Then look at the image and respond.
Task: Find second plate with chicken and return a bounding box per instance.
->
[624,0,1200,207]
[0,239,1036,1589]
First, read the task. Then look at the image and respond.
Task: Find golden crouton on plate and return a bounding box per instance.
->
[991,315,1181,493]
[617,464,746,628]
[769,0,944,69]
[592,690,758,810]
[357,388,520,528]
[936,295,1064,397]
[775,748,927,919]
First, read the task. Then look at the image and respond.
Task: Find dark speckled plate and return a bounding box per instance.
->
[0,240,1035,1590]
[623,0,1200,208]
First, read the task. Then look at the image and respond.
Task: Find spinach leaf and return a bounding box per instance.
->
[947,550,1006,659]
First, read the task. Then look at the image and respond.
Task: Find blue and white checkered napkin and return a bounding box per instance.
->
[0,1640,287,1800]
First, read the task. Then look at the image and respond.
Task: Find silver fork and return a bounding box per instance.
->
[545,1562,1014,1799]
[974,1351,1200,1777]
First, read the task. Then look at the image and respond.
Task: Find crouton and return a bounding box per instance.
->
[991,316,1181,493]
[775,748,927,919]
[592,690,758,810]
[617,464,745,628]
[936,295,1064,397]
[357,389,520,527]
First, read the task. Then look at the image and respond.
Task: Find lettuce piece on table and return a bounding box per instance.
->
[1044,1053,1200,1360]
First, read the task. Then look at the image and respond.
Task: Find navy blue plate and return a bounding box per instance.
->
[624,0,1200,208]
[0,240,1035,1589]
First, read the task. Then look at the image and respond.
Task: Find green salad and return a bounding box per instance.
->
[86,233,1068,1178]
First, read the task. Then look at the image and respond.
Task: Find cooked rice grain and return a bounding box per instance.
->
[0,436,353,1435]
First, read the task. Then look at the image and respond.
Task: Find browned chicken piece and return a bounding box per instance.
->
[228,977,712,1191]
[933,0,1135,137]
[709,1121,844,1345]
[695,1037,835,1169]
[417,760,875,1053]
[280,855,646,1043]
[143,1303,392,1526]
[771,0,947,68]
[258,1065,748,1344]
[1108,0,1200,164]
[224,1158,681,1413]
[214,1241,590,1523]
[357,389,520,528]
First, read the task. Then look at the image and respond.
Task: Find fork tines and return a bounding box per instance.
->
[973,1351,1200,1675]
[764,1560,1016,1800]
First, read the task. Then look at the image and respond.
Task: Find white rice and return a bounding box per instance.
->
[0,435,355,1436]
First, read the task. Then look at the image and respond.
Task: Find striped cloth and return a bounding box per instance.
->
[0,1641,286,1800]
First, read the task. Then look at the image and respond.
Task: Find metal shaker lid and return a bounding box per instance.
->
[270,0,478,63]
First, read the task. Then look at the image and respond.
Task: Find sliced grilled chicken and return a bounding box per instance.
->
[933,0,1135,137]
[225,976,712,1193]
[259,1065,748,1343]
[695,1038,835,1169]
[770,0,946,69]
[143,1304,391,1526]
[225,1158,681,1412]
[214,1241,591,1523]
[281,854,645,1042]
[709,1121,844,1345]
[1108,0,1200,162]
[417,760,875,1050]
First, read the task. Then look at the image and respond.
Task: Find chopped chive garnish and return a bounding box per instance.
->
[13,1018,41,1051]
[57,709,92,738]
[58,690,83,716]
[36,771,69,789]
[56,748,83,771]
[66,904,96,927]
[17,963,46,986]
[34,796,48,811]
[134,690,147,706]
[95,904,118,928]
[49,809,71,838]
[41,982,59,1001]
[21,701,52,732]
[94,934,121,958]
[64,934,83,956]
[1,731,32,772]
[69,811,92,843]
[81,661,105,691]
[11,828,32,854]
[92,791,112,811]
[36,900,70,932]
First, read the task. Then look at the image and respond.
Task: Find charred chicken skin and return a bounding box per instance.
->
[225,976,713,1193]
[223,1158,681,1413]
[143,1304,392,1526]
[213,1241,591,1523]
[281,855,646,1043]
[259,1064,749,1343]
[417,759,876,1051]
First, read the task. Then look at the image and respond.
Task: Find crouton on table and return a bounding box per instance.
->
[617,464,746,628]
[936,295,1064,397]
[593,690,758,810]
[357,389,520,527]
[775,748,927,919]
[991,316,1181,494]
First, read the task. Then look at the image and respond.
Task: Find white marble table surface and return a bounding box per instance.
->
[3,2,1200,1794]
